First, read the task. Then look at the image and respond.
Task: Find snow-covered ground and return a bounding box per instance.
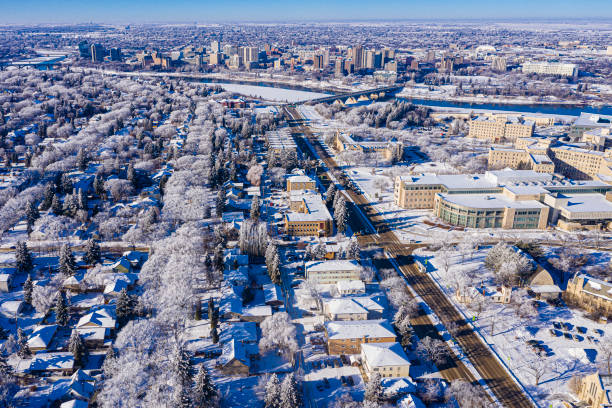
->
[214,83,330,103]
[414,245,610,407]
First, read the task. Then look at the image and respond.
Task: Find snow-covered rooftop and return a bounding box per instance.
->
[326,319,396,340]
[361,342,411,368]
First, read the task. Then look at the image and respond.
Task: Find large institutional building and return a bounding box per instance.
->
[333,132,402,160]
[394,169,612,231]
[284,191,332,237]
[468,116,534,142]
[565,274,612,317]
[521,61,577,77]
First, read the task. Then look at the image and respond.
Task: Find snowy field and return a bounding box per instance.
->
[414,245,611,407]
[214,83,330,103]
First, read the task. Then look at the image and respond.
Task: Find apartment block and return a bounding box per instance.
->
[284,192,332,237]
[286,174,316,192]
[361,342,411,379]
[305,259,362,284]
[550,146,612,180]
[325,319,396,355]
[521,61,577,77]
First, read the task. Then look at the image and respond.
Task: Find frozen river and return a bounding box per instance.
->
[209,82,330,103]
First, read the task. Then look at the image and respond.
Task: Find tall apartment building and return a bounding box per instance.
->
[468,116,534,142]
[521,61,577,77]
[313,54,324,69]
[352,45,363,70]
[210,40,221,53]
[607,45,612,56]
[492,56,507,72]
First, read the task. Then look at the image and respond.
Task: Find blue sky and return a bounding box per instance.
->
[1,0,611,24]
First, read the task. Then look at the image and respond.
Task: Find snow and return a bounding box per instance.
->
[213,83,329,103]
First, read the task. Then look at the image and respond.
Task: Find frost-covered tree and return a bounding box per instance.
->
[325,183,336,206]
[416,336,448,367]
[84,239,101,265]
[246,164,264,186]
[484,242,532,286]
[58,244,76,276]
[334,196,348,233]
[17,328,31,359]
[260,312,297,358]
[264,374,282,408]
[346,238,360,260]
[173,345,193,388]
[445,379,490,408]
[193,365,219,408]
[239,218,268,257]
[15,241,33,274]
[51,194,63,215]
[55,291,69,326]
[23,275,33,305]
[69,330,86,367]
[280,373,302,407]
[598,336,612,374]
[76,148,88,172]
[364,372,384,405]
[41,184,54,210]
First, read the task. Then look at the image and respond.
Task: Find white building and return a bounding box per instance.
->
[522,62,577,77]
[306,260,362,284]
[361,342,411,379]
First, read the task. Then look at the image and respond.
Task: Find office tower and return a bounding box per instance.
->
[322,49,330,67]
[210,40,221,53]
[365,50,375,69]
[209,53,222,65]
[110,48,122,62]
[382,48,395,61]
[78,41,90,59]
[314,54,324,69]
[90,44,105,62]
[439,58,454,72]
[344,59,355,74]
[352,45,363,70]
[384,60,397,72]
[410,59,419,70]
[426,50,435,62]
[241,47,258,64]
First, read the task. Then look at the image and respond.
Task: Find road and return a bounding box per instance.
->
[283,105,535,408]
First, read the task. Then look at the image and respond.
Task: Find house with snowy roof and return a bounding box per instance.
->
[336,280,366,295]
[326,319,397,354]
[219,339,250,376]
[77,307,116,331]
[361,342,411,379]
[324,296,385,321]
[27,352,75,375]
[27,325,58,353]
[263,283,283,307]
[565,274,612,318]
[306,260,362,284]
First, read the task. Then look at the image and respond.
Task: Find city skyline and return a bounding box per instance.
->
[2,0,612,24]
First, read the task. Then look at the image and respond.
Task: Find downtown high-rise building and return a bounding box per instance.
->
[90,44,105,62]
[352,45,363,70]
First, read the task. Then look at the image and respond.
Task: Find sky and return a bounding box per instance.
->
[1,0,611,24]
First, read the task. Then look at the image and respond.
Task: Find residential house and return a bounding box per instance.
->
[219,339,250,376]
[28,352,75,375]
[361,342,411,379]
[263,283,284,307]
[324,299,369,321]
[76,327,108,348]
[27,325,58,353]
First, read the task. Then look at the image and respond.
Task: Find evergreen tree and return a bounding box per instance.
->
[23,275,33,305]
[280,373,302,407]
[76,148,88,171]
[60,174,72,195]
[173,345,193,388]
[325,183,336,206]
[55,291,69,326]
[58,244,76,276]
[208,298,217,329]
[213,247,224,274]
[17,328,31,359]
[269,253,282,285]
[15,241,33,274]
[116,288,132,328]
[0,326,7,340]
[193,365,219,408]
[51,194,63,215]
[93,174,105,197]
[264,374,282,408]
[364,372,384,405]
[211,326,219,344]
[83,239,101,265]
[174,386,192,408]
[126,163,136,187]
[69,330,86,367]
[41,184,54,210]
[26,200,40,235]
[250,196,260,219]
[334,196,348,233]
[215,189,226,216]
[194,300,202,321]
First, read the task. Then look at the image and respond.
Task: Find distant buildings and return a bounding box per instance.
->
[491,56,507,72]
[333,132,402,160]
[521,61,577,77]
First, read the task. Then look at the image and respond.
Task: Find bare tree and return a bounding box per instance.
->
[525,356,547,386]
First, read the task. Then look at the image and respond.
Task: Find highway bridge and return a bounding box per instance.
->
[298,85,404,106]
